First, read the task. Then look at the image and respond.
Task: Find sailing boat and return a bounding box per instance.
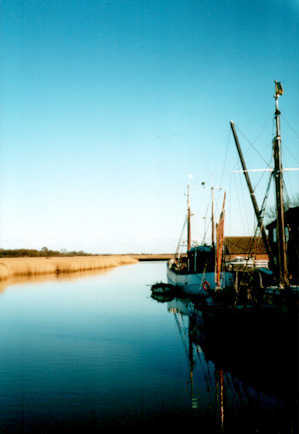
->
[186,82,298,343]
[166,177,234,296]
[230,81,299,313]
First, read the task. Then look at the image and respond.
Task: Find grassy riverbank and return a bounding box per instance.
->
[0,256,138,280]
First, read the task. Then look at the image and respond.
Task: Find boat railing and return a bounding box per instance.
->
[226,258,269,270]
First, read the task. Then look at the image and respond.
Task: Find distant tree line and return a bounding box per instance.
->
[0,247,93,258]
[265,193,299,223]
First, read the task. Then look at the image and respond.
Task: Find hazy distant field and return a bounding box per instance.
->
[0,256,138,280]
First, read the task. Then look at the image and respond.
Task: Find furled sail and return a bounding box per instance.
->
[216,192,226,287]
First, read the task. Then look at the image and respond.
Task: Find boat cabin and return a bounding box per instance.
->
[186,245,215,274]
[171,246,215,275]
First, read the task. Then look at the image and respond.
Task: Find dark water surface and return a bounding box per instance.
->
[0,261,297,433]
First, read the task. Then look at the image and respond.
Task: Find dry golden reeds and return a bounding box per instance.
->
[0,256,138,281]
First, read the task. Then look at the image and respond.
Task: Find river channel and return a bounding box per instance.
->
[0,261,297,433]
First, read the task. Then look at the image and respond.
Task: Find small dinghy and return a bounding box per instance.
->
[150,282,176,302]
[151,282,175,294]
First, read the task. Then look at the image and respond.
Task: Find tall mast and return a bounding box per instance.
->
[181,175,195,252]
[187,181,191,250]
[216,192,226,287]
[202,174,221,247]
[230,121,275,272]
[211,184,215,246]
[273,81,289,288]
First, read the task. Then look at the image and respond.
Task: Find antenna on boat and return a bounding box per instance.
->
[230,81,294,288]
[175,176,197,258]
[273,81,289,288]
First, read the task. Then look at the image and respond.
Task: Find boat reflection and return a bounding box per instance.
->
[152,295,298,433]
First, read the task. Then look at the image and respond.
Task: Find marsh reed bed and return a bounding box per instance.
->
[0,256,138,280]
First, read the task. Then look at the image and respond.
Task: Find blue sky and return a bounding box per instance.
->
[1,0,298,253]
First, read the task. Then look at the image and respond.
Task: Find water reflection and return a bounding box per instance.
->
[0,262,297,433]
[0,268,111,294]
[154,296,298,433]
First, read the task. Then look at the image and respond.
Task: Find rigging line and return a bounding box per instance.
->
[222,374,240,407]
[191,216,201,241]
[282,152,294,199]
[236,174,272,292]
[283,186,299,261]
[203,219,212,244]
[202,228,208,246]
[252,157,273,191]
[281,114,299,140]
[244,139,272,166]
[261,137,274,153]
[230,137,256,173]
[251,113,273,144]
[219,127,232,189]
[213,174,225,218]
[282,147,299,199]
[173,313,189,359]
[281,140,299,165]
[253,176,271,243]
[283,181,298,212]
[214,193,222,226]
[240,179,251,233]
[260,173,272,225]
[235,124,269,165]
[233,172,248,235]
[194,345,214,406]
[175,217,187,258]
[229,374,249,408]
[222,372,242,407]
[252,176,272,252]
[202,199,211,244]
[255,119,276,155]
[283,182,291,207]
[229,173,232,236]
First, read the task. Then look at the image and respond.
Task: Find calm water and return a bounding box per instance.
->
[0,261,297,433]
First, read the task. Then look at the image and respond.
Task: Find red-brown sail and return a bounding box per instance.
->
[216,192,226,287]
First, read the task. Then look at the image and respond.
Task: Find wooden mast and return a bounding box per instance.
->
[216,192,226,287]
[202,174,221,247]
[273,81,289,288]
[187,180,191,251]
[230,121,275,273]
[211,185,215,247]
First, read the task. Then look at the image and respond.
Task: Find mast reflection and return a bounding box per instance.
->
[151,295,298,433]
